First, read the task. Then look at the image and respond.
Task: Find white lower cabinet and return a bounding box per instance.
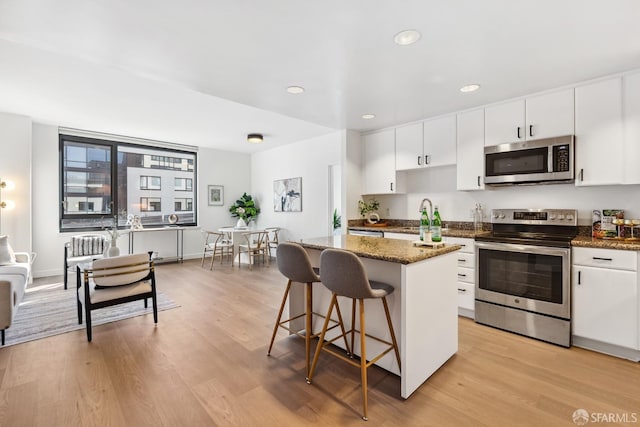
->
[572,247,639,357]
[383,232,415,241]
[445,237,475,318]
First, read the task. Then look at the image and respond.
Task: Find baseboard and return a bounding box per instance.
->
[572,336,640,362]
[458,308,475,319]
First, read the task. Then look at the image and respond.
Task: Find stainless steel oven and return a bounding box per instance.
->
[475,209,577,347]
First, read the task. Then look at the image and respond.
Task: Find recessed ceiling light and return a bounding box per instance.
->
[460,84,481,93]
[393,30,421,46]
[286,86,305,94]
[247,133,264,144]
[362,114,376,120]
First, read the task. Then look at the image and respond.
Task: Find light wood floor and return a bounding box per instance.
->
[0,259,638,426]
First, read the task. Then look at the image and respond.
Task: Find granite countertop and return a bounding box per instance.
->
[299,234,461,264]
[571,235,640,251]
[348,225,484,239]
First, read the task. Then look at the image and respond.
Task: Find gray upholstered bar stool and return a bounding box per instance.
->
[307,248,401,421]
[268,242,349,378]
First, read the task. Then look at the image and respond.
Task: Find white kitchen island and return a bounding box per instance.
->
[296,234,461,398]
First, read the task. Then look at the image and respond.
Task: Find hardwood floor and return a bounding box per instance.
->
[0,259,638,426]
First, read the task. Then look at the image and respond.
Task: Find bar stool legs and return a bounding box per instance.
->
[308,294,401,421]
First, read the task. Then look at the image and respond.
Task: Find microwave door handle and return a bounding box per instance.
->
[548,145,554,172]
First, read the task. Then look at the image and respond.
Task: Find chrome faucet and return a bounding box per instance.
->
[419,198,433,231]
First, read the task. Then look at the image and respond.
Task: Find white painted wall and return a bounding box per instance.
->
[251,132,342,242]
[343,130,363,222]
[31,123,251,278]
[0,112,32,252]
[367,165,640,226]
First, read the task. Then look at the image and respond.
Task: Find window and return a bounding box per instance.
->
[140,197,162,212]
[175,178,193,191]
[174,198,193,211]
[140,176,161,190]
[60,134,197,231]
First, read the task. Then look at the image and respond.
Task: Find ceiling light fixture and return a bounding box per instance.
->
[286,86,305,94]
[247,133,264,144]
[460,84,481,93]
[362,114,376,120]
[393,29,421,46]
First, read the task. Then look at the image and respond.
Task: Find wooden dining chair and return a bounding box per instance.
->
[201,230,234,268]
[238,231,269,270]
[265,227,280,258]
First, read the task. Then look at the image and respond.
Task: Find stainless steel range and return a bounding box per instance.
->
[475,208,578,347]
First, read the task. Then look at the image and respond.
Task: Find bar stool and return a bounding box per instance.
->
[268,242,349,378]
[307,248,401,421]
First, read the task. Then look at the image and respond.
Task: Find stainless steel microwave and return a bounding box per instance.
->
[484,135,574,185]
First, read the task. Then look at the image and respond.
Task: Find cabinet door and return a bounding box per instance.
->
[363,129,397,194]
[395,122,423,171]
[574,78,623,186]
[456,109,485,190]
[623,71,640,184]
[423,115,456,167]
[484,99,525,146]
[572,265,638,349]
[525,88,574,140]
[384,232,415,241]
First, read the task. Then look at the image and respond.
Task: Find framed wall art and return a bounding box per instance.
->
[208,185,224,206]
[273,177,302,212]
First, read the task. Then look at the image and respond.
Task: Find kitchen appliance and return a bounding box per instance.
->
[484,135,574,185]
[475,208,578,347]
[349,229,384,238]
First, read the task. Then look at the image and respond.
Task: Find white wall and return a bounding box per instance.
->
[31,123,252,277]
[367,165,640,226]
[251,132,342,242]
[0,112,32,252]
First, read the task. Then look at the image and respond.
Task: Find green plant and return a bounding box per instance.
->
[358,199,380,218]
[333,208,342,230]
[229,193,260,222]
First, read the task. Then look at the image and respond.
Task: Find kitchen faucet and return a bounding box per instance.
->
[419,198,433,231]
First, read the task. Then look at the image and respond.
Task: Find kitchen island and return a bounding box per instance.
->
[295,234,461,398]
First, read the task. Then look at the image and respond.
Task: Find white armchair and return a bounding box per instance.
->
[64,234,109,290]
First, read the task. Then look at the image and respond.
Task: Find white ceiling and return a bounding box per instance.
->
[0,0,639,153]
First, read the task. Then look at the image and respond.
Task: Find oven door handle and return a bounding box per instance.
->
[474,240,570,257]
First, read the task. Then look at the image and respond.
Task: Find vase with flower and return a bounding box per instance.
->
[103,215,121,257]
[229,193,260,228]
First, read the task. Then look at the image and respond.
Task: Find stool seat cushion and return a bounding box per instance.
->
[369,280,395,298]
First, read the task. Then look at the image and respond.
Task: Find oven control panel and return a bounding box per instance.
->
[491,209,577,226]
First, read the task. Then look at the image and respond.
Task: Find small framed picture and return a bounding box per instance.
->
[208,185,224,206]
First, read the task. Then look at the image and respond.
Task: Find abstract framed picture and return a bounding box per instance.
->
[208,185,224,206]
[273,177,302,212]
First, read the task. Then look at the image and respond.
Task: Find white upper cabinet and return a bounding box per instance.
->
[395,115,456,170]
[623,71,640,184]
[362,129,403,194]
[395,122,423,170]
[575,77,623,186]
[484,88,574,146]
[456,109,485,191]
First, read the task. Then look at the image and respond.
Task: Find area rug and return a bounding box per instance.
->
[3,283,180,347]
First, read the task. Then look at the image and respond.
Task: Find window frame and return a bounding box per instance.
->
[59,134,198,232]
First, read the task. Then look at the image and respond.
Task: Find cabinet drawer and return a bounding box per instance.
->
[445,237,474,253]
[457,266,474,284]
[572,247,637,271]
[456,282,475,311]
[456,252,475,268]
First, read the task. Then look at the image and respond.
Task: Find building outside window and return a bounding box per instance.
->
[140,176,161,190]
[175,198,193,211]
[60,134,197,231]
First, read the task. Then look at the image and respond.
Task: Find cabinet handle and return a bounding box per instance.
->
[477,176,481,187]
[578,270,581,285]
[592,257,613,262]
[390,182,394,192]
[417,155,422,166]
[517,127,521,139]
[458,259,466,262]
[458,273,466,278]
[580,168,584,181]
[457,288,467,293]
[529,124,533,137]
[425,155,430,165]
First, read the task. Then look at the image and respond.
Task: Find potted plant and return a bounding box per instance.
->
[358,199,380,225]
[333,208,342,234]
[229,193,260,227]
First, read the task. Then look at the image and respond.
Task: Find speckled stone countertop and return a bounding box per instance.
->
[348,225,484,239]
[299,234,461,264]
[571,235,640,251]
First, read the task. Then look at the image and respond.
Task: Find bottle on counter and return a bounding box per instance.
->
[431,206,442,242]
[419,208,429,241]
